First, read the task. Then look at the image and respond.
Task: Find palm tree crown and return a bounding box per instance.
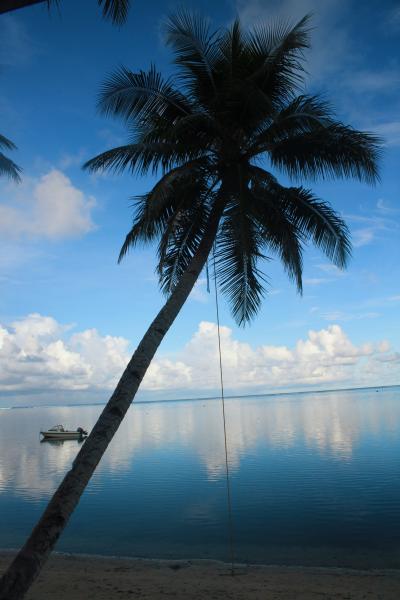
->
[85,11,381,324]
[0,134,22,182]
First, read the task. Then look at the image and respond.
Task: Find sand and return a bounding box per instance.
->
[1,553,400,599]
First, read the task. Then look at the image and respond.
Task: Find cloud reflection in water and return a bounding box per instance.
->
[0,388,398,500]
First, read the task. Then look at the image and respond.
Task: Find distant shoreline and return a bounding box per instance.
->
[1,383,398,411]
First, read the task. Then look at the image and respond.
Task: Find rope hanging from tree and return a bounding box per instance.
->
[210,251,235,576]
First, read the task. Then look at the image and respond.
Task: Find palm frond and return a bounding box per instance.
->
[218,18,246,75]
[247,94,333,152]
[245,14,312,106]
[285,189,351,268]
[0,153,22,182]
[83,139,206,176]
[0,135,22,182]
[269,123,382,183]
[98,0,130,25]
[84,144,139,174]
[117,161,210,261]
[98,65,191,123]
[157,196,210,294]
[0,134,17,151]
[249,166,351,269]
[248,14,311,59]
[215,204,266,325]
[134,111,219,162]
[261,213,304,293]
[246,179,304,291]
[202,15,311,132]
[164,8,221,96]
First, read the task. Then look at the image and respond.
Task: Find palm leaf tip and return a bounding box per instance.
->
[0,134,21,182]
[0,134,17,151]
[292,190,352,269]
[98,0,130,25]
[215,214,267,326]
[82,145,137,174]
[0,152,22,183]
[163,7,220,91]
[270,125,382,184]
[250,12,313,54]
[355,130,383,185]
[164,7,212,49]
[118,230,134,262]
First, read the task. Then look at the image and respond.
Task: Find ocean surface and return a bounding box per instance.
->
[1,386,400,568]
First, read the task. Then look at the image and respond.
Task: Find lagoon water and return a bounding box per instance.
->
[1,386,400,568]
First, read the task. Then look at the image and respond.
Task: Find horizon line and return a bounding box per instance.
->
[1,383,398,411]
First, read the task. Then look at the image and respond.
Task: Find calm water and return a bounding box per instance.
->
[1,387,400,568]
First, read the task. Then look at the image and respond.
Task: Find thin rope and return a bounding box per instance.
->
[206,258,210,294]
[212,250,235,576]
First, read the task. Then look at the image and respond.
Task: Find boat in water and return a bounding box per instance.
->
[40,424,88,440]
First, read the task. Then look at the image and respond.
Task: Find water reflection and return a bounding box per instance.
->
[1,387,400,567]
[0,387,398,500]
[40,438,86,446]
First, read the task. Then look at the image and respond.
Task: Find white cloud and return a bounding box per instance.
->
[0,314,129,393]
[0,316,396,400]
[304,277,331,285]
[315,263,345,276]
[376,198,400,214]
[0,170,96,240]
[145,358,192,390]
[320,310,380,322]
[344,69,400,93]
[149,321,395,391]
[375,352,400,363]
[345,209,399,248]
[189,278,209,303]
[352,228,375,247]
[57,149,88,170]
[372,121,400,146]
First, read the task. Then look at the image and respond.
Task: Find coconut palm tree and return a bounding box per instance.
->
[0,11,381,600]
[0,134,21,181]
[0,0,130,25]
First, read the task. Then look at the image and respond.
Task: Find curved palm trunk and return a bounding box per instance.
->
[0,199,225,600]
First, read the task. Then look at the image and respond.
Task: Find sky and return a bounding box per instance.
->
[0,0,399,407]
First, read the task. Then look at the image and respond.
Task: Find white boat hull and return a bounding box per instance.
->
[40,431,86,439]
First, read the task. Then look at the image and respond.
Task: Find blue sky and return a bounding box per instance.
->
[0,0,399,406]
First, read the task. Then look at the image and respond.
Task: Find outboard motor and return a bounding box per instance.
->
[77,427,88,436]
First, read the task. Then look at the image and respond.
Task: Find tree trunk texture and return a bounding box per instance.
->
[0,0,45,15]
[0,199,225,600]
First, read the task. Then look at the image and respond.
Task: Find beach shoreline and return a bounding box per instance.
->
[1,551,399,599]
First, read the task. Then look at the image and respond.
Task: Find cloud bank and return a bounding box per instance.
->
[0,315,397,404]
[0,170,95,239]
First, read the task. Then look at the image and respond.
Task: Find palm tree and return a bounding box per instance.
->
[0,0,130,25]
[0,11,381,600]
[0,134,21,181]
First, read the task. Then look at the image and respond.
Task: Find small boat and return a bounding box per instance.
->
[40,425,88,440]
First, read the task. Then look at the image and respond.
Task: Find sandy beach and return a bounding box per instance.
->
[1,553,400,599]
